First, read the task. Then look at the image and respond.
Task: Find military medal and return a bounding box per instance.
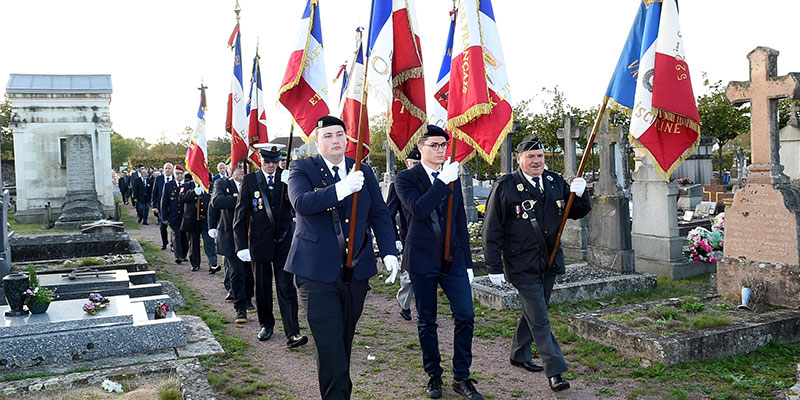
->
[516,183,524,192]
[522,212,529,219]
[254,191,260,198]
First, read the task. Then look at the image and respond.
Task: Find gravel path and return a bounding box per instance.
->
[127,207,634,399]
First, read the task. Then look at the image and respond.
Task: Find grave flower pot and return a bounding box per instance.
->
[26,301,50,314]
[3,273,30,317]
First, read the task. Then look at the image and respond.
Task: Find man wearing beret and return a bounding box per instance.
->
[179,172,218,273]
[161,165,188,264]
[394,125,482,400]
[286,115,399,400]
[233,144,306,346]
[482,135,590,392]
[386,147,421,321]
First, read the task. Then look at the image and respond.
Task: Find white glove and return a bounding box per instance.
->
[281,169,290,182]
[488,273,506,286]
[467,268,474,284]
[383,255,399,284]
[237,249,251,262]
[436,159,460,184]
[570,177,587,197]
[334,169,364,201]
[194,186,203,195]
[395,240,403,252]
[208,229,218,239]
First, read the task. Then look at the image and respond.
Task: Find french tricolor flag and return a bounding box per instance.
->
[340,28,369,162]
[226,22,249,167]
[367,0,427,157]
[606,0,700,178]
[247,51,268,166]
[430,9,474,163]
[447,0,513,164]
[278,0,330,138]
[186,85,210,192]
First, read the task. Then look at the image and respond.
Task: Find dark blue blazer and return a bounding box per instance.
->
[131,176,152,204]
[285,155,396,283]
[394,163,473,274]
[210,178,238,257]
[151,175,166,209]
[385,183,406,242]
[160,179,185,227]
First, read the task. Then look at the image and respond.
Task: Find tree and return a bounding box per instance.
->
[110,130,137,168]
[0,96,13,160]
[696,75,750,178]
[207,136,231,157]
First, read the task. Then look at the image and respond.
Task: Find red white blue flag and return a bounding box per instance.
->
[447,0,512,164]
[340,28,370,161]
[226,22,249,167]
[430,9,474,163]
[367,0,427,157]
[606,0,700,178]
[279,0,330,138]
[247,50,268,166]
[186,84,211,192]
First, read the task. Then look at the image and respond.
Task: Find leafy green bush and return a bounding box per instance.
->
[682,299,705,314]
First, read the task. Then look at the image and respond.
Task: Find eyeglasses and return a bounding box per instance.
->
[423,142,448,151]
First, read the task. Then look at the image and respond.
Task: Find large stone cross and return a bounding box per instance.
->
[557,116,583,180]
[726,47,800,183]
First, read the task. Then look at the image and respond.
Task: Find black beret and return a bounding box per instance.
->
[316,115,346,130]
[406,147,421,161]
[516,135,544,153]
[420,125,450,141]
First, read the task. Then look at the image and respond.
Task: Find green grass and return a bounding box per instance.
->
[689,313,732,329]
[117,196,141,230]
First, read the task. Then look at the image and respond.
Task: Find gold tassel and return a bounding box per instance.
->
[628,131,701,181]
[278,4,318,99]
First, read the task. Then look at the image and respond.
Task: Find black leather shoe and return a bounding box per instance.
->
[286,334,308,348]
[175,259,182,264]
[510,359,544,372]
[224,293,234,302]
[400,308,412,321]
[426,375,443,399]
[208,265,221,274]
[548,374,570,392]
[235,310,247,324]
[246,304,257,313]
[453,378,483,400]
[191,265,200,271]
[160,245,167,250]
[257,326,273,341]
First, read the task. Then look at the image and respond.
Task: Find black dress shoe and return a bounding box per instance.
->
[191,265,200,271]
[257,326,273,341]
[453,378,483,400]
[510,359,544,372]
[161,245,167,250]
[400,308,412,321]
[425,375,443,399]
[286,334,308,348]
[175,259,183,264]
[224,293,234,302]
[548,374,570,392]
[142,222,149,225]
[235,310,247,324]
[208,265,221,274]
[246,304,257,313]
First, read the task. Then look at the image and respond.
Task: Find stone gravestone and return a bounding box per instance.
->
[587,114,634,272]
[702,178,734,212]
[734,147,748,188]
[54,133,104,228]
[557,116,589,259]
[460,165,478,223]
[779,103,800,182]
[720,46,800,308]
[632,159,709,279]
[614,125,632,196]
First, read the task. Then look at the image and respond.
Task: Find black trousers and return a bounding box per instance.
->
[297,272,369,400]
[226,255,254,312]
[254,242,300,337]
[158,214,169,247]
[169,224,187,261]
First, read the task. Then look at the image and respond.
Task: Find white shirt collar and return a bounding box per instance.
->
[261,169,273,181]
[521,171,543,191]
[420,161,442,183]
[322,157,347,180]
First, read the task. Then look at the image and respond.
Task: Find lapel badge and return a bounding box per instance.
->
[557,199,565,213]
[516,183,524,192]
[547,175,554,182]
[254,190,260,198]
[522,211,529,219]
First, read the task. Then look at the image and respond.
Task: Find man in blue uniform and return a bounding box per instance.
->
[179,172,218,272]
[132,164,153,225]
[482,135,590,392]
[386,147,421,321]
[161,165,188,264]
[394,125,482,400]
[151,163,174,250]
[286,116,399,400]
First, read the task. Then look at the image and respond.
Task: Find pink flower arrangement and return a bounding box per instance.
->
[684,227,723,263]
[83,292,110,315]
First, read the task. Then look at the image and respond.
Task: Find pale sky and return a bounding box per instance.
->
[2,0,799,144]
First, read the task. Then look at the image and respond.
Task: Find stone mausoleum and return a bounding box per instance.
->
[6,74,115,223]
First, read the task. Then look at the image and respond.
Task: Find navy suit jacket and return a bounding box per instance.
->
[385,182,406,242]
[232,169,293,262]
[160,179,184,226]
[210,178,239,257]
[151,175,167,209]
[131,175,152,204]
[286,155,396,283]
[394,163,473,274]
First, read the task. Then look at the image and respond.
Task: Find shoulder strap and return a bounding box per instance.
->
[511,171,552,266]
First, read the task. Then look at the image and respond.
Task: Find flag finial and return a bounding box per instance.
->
[234,0,241,21]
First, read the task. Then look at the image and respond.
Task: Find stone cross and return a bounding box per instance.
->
[726,47,800,183]
[557,116,583,180]
[734,147,748,188]
[594,113,621,196]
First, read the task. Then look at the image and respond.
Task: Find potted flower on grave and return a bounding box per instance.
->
[24,265,56,314]
[154,300,170,319]
[82,292,110,315]
[683,225,723,264]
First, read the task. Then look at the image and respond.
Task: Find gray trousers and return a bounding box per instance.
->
[396,270,414,311]
[510,274,568,377]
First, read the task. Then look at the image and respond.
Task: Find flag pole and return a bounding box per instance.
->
[275,123,295,242]
[548,96,609,266]
[443,137,457,262]
[345,28,368,269]
[196,81,208,221]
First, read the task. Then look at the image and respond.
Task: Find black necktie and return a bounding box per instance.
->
[268,175,274,187]
[532,177,540,193]
[431,172,444,217]
[332,166,341,183]
[267,175,274,200]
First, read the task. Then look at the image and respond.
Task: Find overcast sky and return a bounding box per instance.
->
[2,0,798,144]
